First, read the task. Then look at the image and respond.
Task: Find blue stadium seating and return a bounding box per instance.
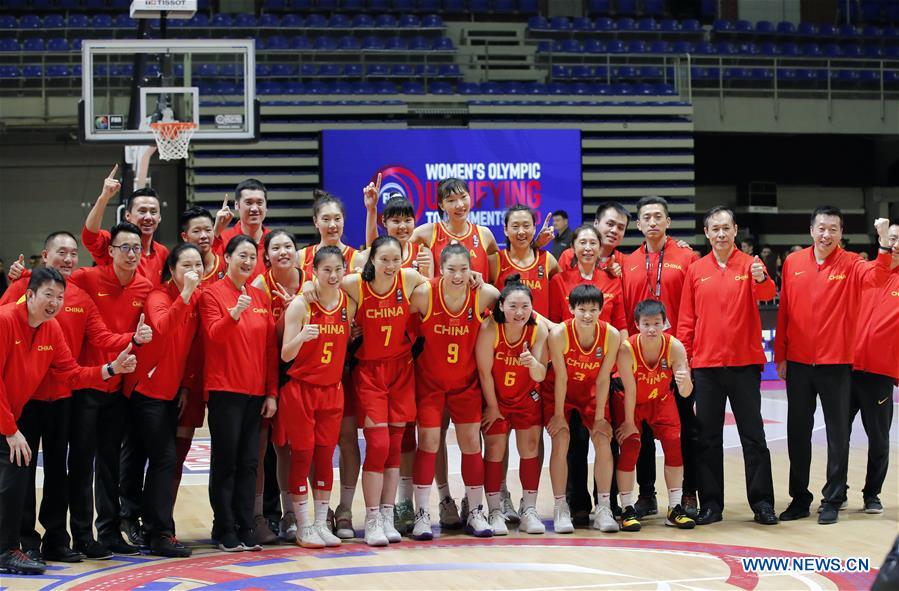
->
[0,38,19,51]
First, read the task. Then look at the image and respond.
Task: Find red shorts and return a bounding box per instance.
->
[485,388,544,435]
[416,371,482,428]
[611,390,681,440]
[276,379,344,450]
[177,385,206,429]
[341,369,357,419]
[353,356,416,425]
[540,384,609,428]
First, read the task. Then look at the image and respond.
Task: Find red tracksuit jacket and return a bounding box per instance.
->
[853,265,899,381]
[621,237,697,335]
[82,227,169,287]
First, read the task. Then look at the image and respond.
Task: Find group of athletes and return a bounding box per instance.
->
[0,168,896,576]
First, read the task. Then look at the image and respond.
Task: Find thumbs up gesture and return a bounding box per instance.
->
[111,342,137,375]
[7,254,26,281]
[230,285,252,320]
[132,313,153,345]
[750,255,766,283]
[519,341,536,368]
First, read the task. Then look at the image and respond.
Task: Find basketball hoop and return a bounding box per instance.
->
[150,121,197,160]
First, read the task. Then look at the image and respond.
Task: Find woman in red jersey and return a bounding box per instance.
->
[297,191,360,277]
[549,225,627,333]
[253,230,304,329]
[129,243,204,557]
[280,246,356,549]
[543,284,622,535]
[339,236,427,547]
[476,275,549,536]
[406,244,499,541]
[200,235,278,553]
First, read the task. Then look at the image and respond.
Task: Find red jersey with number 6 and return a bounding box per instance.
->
[627,334,674,405]
[417,279,484,389]
[288,291,351,386]
[542,319,610,400]
[429,221,489,278]
[492,321,540,406]
[355,274,412,361]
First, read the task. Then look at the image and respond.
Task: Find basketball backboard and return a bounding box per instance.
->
[80,39,257,143]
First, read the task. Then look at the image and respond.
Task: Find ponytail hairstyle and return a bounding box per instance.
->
[493,273,536,325]
[361,235,401,282]
[570,223,603,269]
[503,204,539,253]
[439,242,469,268]
[262,229,297,268]
[161,242,202,283]
[225,234,257,257]
[312,189,346,219]
[313,245,344,269]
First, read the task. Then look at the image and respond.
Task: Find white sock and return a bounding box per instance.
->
[339,485,355,510]
[619,490,636,510]
[465,486,483,510]
[397,476,413,503]
[281,491,292,515]
[668,488,683,509]
[254,493,264,516]
[292,499,310,527]
[597,493,611,509]
[437,483,451,500]
[522,489,538,510]
[313,500,330,525]
[366,506,380,521]
[414,484,431,513]
[554,494,566,508]
[486,491,502,512]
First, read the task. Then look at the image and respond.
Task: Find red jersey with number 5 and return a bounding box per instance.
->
[627,334,674,405]
[288,291,351,385]
[355,274,412,361]
[542,319,610,400]
[429,221,489,278]
[492,321,540,406]
[417,279,484,389]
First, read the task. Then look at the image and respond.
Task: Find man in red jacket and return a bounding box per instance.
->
[212,178,271,280]
[678,206,778,526]
[0,268,136,576]
[846,222,899,514]
[775,207,891,525]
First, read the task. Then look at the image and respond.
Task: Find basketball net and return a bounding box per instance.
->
[150,121,196,161]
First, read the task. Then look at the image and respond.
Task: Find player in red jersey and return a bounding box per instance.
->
[339,236,428,546]
[410,177,499,279]
[407,244,499,541]
[280,246,356,549]
[543,284,622,534]
[212,179,271,281]
[298,191,360,276]
[477,275,550,536]
[613,299,695,532]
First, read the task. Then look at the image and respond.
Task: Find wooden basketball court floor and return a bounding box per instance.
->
[5,382,896,591]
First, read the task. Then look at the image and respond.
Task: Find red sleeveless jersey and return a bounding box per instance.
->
[626,334,674,405]
[417,278,484,389]
[492,321,540,406]
[287,291,351,385]
[429,221,489,278]
[301,244,359,277]
[355,274,413,361]
[258,268,305,321]
[200,253,225,287]
[543,319,611,399]
[494,249,550,318]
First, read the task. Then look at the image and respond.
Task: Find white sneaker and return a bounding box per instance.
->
[364,513,389,547]
[593,506,619,533]
[380,507,402,543]
[411,508,433,541]
[488,508,509,536]
[553,501,575,534]
[501,490,520,524]
[520,506,545,534]
[279,511,298,542]
[439,496,462,529]
[465,505,494,538]
[460,496,470,521]
[298,525,325,549]
[314,523,342,547]
[334,506,355,539]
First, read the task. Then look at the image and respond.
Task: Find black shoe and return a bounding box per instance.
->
[619,506,642,532]
[101,534,140,556]
[572,509,591,527]
[681,493,699,518]
[121,518,147,548]
[217,531,243,553]
[149,535,192,558]
[753,502,779,525]
[239,530,262,552]
[23,548,45,565]
[73,539,113,560]
[818,503,839,525]
[0,549,46,575]
[695,507,723,526]
[42,545,84,563]
[778,501,810,521]
[634,494,658,518]
[865,496,884,514]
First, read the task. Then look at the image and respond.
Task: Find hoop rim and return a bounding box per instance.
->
[150,122,198,130]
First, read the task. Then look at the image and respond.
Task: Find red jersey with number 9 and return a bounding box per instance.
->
[542,319,610,400]
[627,333,674,405]
[417,278,484,389]
[355,274,412,361]
[287,291,351,385]
[492,321,540,406]
[429,221,489,278]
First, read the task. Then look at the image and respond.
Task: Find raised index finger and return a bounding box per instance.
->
[542,212,552,228]
[107,163,119,180]
[375,172,382,191]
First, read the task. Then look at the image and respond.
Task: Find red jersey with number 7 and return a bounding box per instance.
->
[355,274,412,361]
[626,334,674,405]
[542,319,610,400]
[492,321,540,406]
[288,291,351,385]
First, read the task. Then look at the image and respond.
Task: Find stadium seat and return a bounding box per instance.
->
[392,64,415,76]
[402,81,425,94]
[185,13,209,26]
[0,38,20,51]
[47,38,68,51]
[353,14,375,27]
[366,63,390,75]
[376,14,398,27]
[306,14,328,27]
[659,19,679,32]
[433,37,454,50]
[46,66,68,79]
[0,66,21,79]
[443,0,465,12]
[550,16,571,30]
[494,0,516,13]
[865,44,884,58]
[290,36,311,49]
[862,25,882,37]
[375,81,397,93]
[314,36,338,50]
[272,63,298,76]
[330,14,351,28]
[716,41,737,54]
[417,64,439,75]
[637,18,657,31]
[458,82,479,94]
[519,0,538,14]
[385,37,408,49]
[681,19,701,32]
[616,17,635,30]
[211,14,234,27]
[19,15,42,29]
[839,23,860,37]
[780,42,801,56]
[843,44,863,57]
[419,0,440,10]
[345,63,363,76]
[257,81,283,95]
[759,42,779,55]
[818,24,838,37]
[640,66,663,78]
[267,35,289,49]
[399,14,421,27]
[628,40,647,53]
[259,14,281,27]
[859,70,880,83]
[776,21,796,35]
[570,65,592,79]
[23,38,45,52]
[469,0,489,13]
[362,36,385,49]
[352,81,376,93]
[551,65,570,79]
[734,19,753,32]
[43,14,66,28]
[617,0,637,16]
[712,19,734,32]
[797,22,817,36]
[695,41,716,54]
[756,20,774,34]
[319,64,343,76]
[369,0,391,10]
[256,64,272,77]
[394,0,415,10]
[560,39,582,53]
[235,14,257,27]
[408,36,430,50]
[801,42,822,56]
[671,40,692,53]
[572,16,593,30]
[588,0,611,15]
[595,17,614,30]
[644,0,664,16]
[114,14,137,27]
[616,65,638,79]
[421,14,443,27]
[584,39,605,53]
[606,39,625,53]
[439,63,460,76]
[0,16,16,29]
[338,35,361,50]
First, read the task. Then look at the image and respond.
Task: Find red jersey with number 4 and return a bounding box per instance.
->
[627,334,674,405]
[494,250,550,317]
[301,244,359,278]
[288,291,351,385]
[492,321,540,406]
[543,319,611,399]
[418,279,484,389]
[355,274,412,361]
[429,221,489,278]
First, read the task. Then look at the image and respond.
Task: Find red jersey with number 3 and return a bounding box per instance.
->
[494,250,550,317]
[288,291,351,385]
[417,279,484,389]
[627,334,674,404]
[543,319,610,399]
[430,221,489,278]
[301,244,359,278]
[355,274,412,361]
[493,321,540,406]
